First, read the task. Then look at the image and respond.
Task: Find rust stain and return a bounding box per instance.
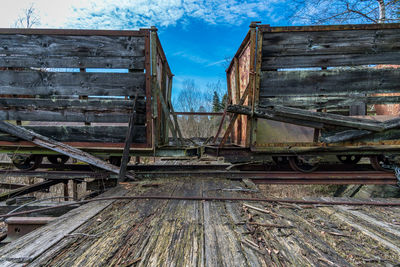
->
[374,65,400,115]
[238,43,251,146]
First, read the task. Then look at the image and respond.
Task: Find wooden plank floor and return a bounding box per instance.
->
[0,177,399,266]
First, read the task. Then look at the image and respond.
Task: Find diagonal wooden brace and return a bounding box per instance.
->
[219,83,250,148]
[0,122,135,180]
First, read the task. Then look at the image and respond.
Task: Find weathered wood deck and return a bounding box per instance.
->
[0,177,399,266]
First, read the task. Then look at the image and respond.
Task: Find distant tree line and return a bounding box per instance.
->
[173,79,228,138]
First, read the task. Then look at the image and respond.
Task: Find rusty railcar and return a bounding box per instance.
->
[0,28,191,169]
[211,22,400,171]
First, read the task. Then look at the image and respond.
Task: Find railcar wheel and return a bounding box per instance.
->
[336,155,362,164]
[11,154,43,170]
[272,156,289,165]
[47,155,69,165]
[370,155,392,172]
[288,156,319,173]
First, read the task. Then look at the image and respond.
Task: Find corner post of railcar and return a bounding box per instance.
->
[150,26,159,153]
[249,21,262,149]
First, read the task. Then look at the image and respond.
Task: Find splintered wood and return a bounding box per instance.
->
[0,178,399,266]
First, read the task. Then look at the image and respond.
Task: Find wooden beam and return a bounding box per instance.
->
[260,68,400,97]
[0,70,146,96]
[0,180,63,201]
[219,83,250,148]
[259,95,400,109]
[261,105,383,131]
[0,55,145,69]
[0,98,145,112]
[119,94,138,182]
[320,129,372,143]
[227,104,324,129]
[0,121,134,179]
[0,125,146,143]
[0,109,146,124]
[156,82,180,145]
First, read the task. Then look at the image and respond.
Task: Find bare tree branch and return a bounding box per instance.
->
[14,3,40,28]
[290,0,398,25]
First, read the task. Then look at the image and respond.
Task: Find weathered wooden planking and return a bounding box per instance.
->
[261,28,400,69]
[0,34,145,57]
[0,70,145,96]
[260,68,400,96]
[260,95,400,109]
[0,186,128,267]
[322,128,400,143]
[262,52,400,70]
[0,110,146,123]
[0,56,145,69]
[0,126,147,143]
[0,98,146,112]
[262,28,400,56]
[228,104,383,131]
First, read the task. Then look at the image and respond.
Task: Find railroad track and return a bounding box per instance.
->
[0,169,396,185]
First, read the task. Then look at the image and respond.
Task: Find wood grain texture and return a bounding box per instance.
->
[0,97,145,112]
[260,68,400,96]
[0,70,145,96]
[0,178,399,266]
[0,110,146,123]
[0,34,145,57]
[0,126,147,143]
[260,95,400,109]
[0,56,145,69]
[261,28,400,69]
[0,186,128,267]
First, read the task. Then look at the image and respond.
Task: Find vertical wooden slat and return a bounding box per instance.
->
[72,180,78,201]
[63,181,69,201]
[144,30,153,149]
[118,93,138,182]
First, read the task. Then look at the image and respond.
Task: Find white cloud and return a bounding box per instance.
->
[0,0,279,29]
[67,0,278,29]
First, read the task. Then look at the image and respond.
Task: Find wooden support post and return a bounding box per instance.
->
[72,180,78,201]
[156,82,180,145]
[63,181,69,201]
[167,78,184,144]
[212,107,228,144]
[219,83,250,148]
[119,93,139,182]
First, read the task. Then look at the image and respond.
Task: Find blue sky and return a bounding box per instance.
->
[0,0,292,99]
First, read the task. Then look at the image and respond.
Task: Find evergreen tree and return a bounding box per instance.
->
[212,91,221,112]
[221,93,228,110]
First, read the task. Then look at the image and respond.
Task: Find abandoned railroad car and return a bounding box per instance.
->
[0,28,192,169]
[209,22,400,172]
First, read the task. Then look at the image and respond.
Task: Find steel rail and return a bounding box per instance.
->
[1,195,400,219]
[0,169,396,184]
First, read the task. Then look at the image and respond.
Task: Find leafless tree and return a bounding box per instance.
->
[173,79,227,138]
[291,0,399,24]
[14,3,40,28]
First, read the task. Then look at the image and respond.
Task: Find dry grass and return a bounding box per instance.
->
[257,184,341,198]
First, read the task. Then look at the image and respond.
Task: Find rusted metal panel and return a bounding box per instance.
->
[238,42,251,146]
[374,65,400,116]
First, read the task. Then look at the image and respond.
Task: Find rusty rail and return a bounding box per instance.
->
[0,169,395,185]
[1,194,400,219]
